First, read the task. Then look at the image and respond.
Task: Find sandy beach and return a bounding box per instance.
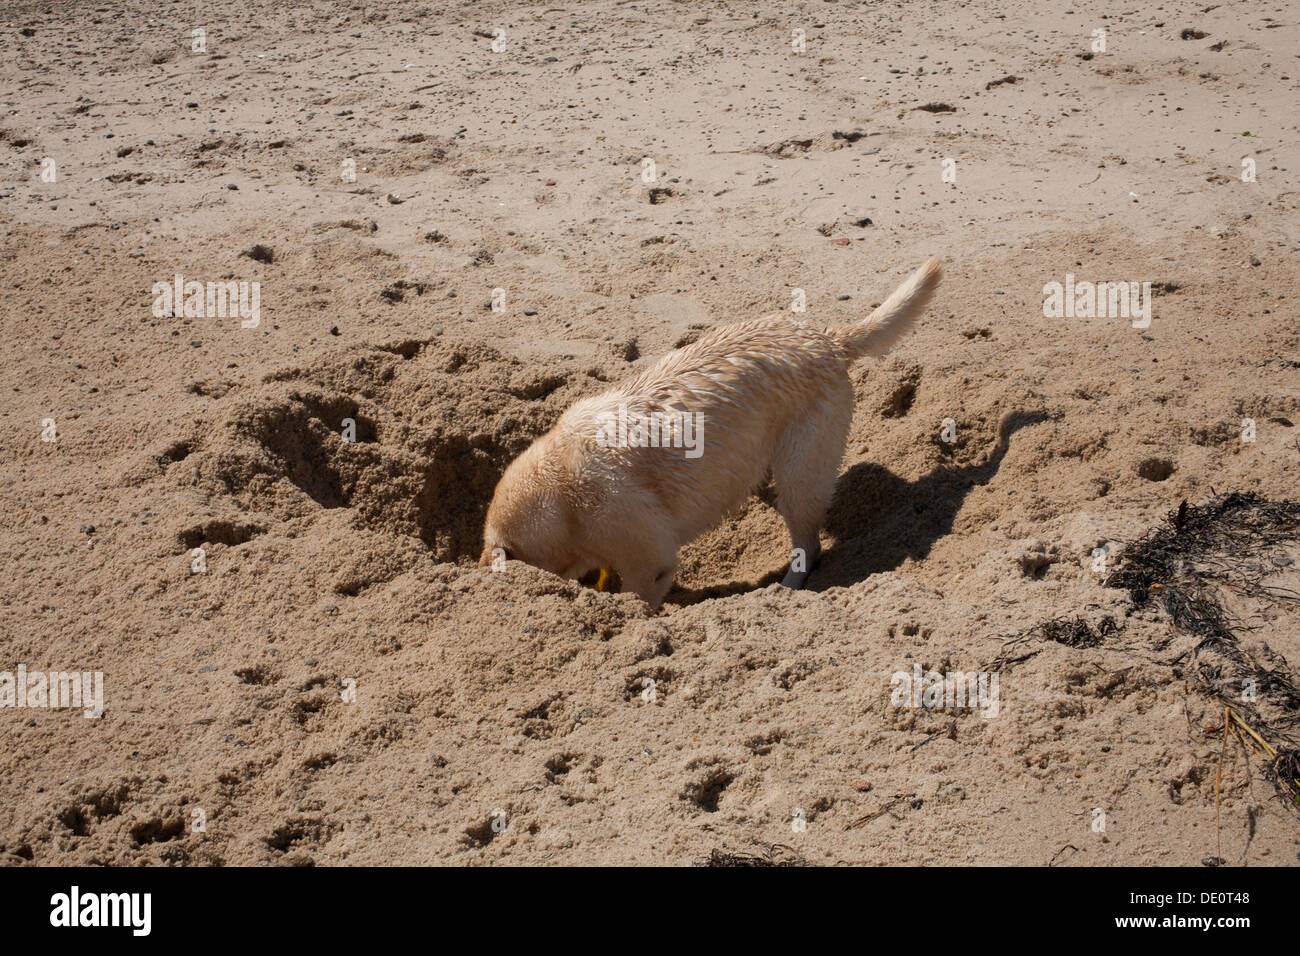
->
[1,0,1298,865]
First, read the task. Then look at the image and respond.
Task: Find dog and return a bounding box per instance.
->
[478,257,942,609]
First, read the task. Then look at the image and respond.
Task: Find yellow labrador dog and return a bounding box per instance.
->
[479,258,941,609]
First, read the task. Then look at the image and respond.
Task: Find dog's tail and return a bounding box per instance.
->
[826,257,942,360]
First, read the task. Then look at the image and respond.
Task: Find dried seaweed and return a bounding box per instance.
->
[703,843,806,867]
[984,493,1300,811]
[1037,615,1118,648]
[1106,493,1300,733]
[1107,493,1300,805]
[986,615,1119,669]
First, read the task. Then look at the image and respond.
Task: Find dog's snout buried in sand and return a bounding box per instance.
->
[478,257,943,610]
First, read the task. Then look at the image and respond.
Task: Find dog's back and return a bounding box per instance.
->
[564,319,850,537]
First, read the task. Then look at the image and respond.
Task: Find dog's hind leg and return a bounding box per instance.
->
[771,387,851,590]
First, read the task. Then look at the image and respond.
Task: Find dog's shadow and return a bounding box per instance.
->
[667,410,1048,606]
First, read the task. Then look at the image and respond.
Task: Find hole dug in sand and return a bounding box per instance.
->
[174,341,587,563]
